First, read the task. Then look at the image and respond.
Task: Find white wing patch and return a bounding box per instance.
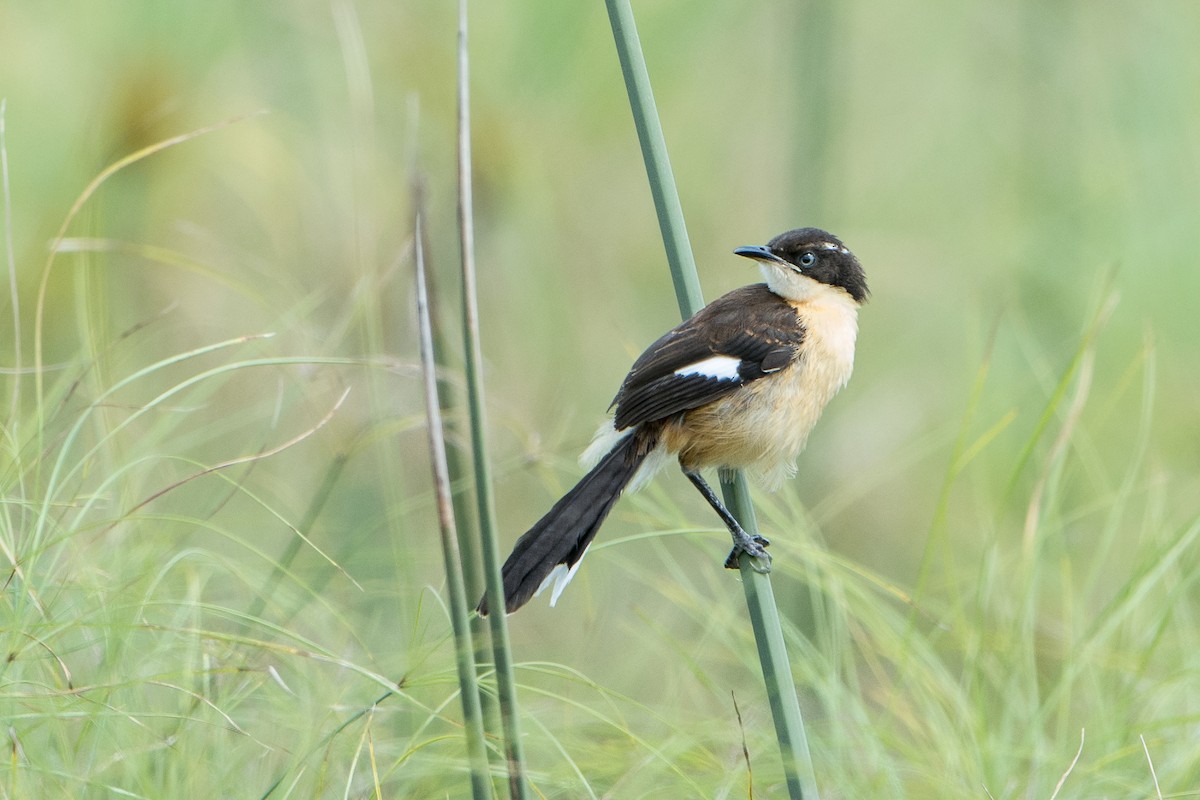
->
[674,355,741,381]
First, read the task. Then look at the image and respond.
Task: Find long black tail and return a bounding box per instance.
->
[477,428,656,616]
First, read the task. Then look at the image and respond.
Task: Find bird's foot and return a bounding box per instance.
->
[724,529,772,572]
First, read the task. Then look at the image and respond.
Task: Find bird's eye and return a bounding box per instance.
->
[799,252,817,267]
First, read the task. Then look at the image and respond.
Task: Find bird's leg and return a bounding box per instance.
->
[683,470,771,573]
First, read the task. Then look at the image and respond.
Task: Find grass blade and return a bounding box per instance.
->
[32,112,264,427]
[604,1,819,796]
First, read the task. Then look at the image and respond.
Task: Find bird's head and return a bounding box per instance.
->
[735,228,869,304]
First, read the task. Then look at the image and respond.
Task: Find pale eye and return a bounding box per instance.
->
[799,252,817,267]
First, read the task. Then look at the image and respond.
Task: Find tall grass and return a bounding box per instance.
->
[3,123,1198,800]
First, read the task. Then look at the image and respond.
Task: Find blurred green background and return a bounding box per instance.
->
[3,0,1199,797]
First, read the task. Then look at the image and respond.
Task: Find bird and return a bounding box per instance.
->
[477,227,868,616]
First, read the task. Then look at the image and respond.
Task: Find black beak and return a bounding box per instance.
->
[734,245,788,266]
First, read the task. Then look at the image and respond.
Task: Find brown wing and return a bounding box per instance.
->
[611,284,806,431]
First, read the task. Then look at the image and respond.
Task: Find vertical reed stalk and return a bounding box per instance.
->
[415,216,491,799]
[456,1,530,796]
[603,1,819,796]
[601,1,703,316]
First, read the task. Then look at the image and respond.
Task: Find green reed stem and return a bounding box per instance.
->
[604,1,819,796]
[457,0,530,795]
[415,214,491,799]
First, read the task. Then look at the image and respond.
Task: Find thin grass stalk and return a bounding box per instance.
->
[258,689,394,799]
[603,1,818,796]
[415,214,491,800]
[246,449,348,624]
[416,177,496,734]
[455,1,530,796]
[413,175,487,632]
[406,107,492,722]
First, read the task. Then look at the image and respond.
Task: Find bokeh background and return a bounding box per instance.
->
[2,1,1199,797]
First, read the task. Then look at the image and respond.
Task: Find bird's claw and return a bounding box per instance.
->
[724,531,772,572]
